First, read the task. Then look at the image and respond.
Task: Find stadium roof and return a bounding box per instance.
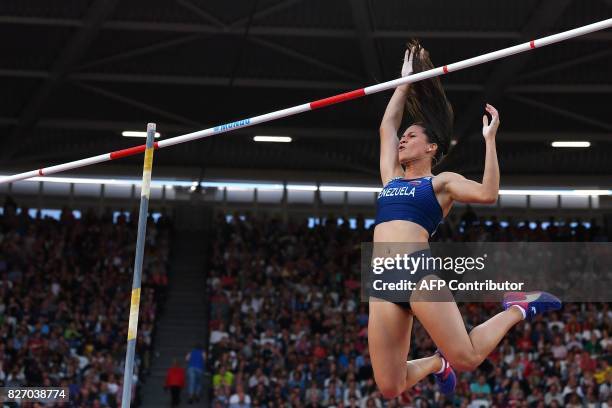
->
[1,0,611,182]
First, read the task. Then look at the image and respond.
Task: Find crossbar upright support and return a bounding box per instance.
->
[120,123,156,408]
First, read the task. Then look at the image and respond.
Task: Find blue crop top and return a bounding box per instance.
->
[375,176,443,236]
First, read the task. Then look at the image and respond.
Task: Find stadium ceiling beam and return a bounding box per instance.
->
[71,82,203,127]
[248,37,363,82]
[518,48,612,81]
[348,0,389,117]
[0,69,451,91]
[229,0,306,28]
[2,0,121,160]
[452,0,572,145]
[2,69,611,94]
[349,0,384,82]
[264,143,379,176]
[3,16,612,41]
[0,68,360,89]
[175,0,226,28]
[74,0,310,74]
[508,84,612,94]
[175,0,360,84]
[74,34,203,71]
[3,69,612,94]
[0,16,515,39]
[0,117,378,141]
[507,94,612,132]
[70,72,362,90]
[449,149,566,176]
[0,117,609,142]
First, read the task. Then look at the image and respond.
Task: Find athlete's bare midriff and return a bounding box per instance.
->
[372,221,431,260]
[373,220,430,243]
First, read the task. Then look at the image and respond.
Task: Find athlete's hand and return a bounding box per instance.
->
[482,103,500,142]
[401,47,415,77]
[401,45,429,77]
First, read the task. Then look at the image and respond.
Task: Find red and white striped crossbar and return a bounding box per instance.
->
[2,18,611,184]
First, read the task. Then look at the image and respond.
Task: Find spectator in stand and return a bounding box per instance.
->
[185,343,206,404]
[213,365,235,390]
[470,374,492,401]
[165,358,186,407]
[229,383,251,407]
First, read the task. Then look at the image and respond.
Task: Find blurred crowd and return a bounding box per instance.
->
[0,197,171,407]
[207,210,611,408]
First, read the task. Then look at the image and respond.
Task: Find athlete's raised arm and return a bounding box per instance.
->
[379,47,417,185]
[440,104,500,204]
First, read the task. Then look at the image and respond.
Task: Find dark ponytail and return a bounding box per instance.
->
[404,39,454,164]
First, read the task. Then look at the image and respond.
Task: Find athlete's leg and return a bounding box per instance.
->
[410,289,523,373]
[368,299,443,399]
[405,355,442,389]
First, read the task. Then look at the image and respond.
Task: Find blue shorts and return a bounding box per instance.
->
[366,249,440,309]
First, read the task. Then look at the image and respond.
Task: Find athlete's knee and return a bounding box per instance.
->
[446,349,481,372]
[375,375,405,399]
